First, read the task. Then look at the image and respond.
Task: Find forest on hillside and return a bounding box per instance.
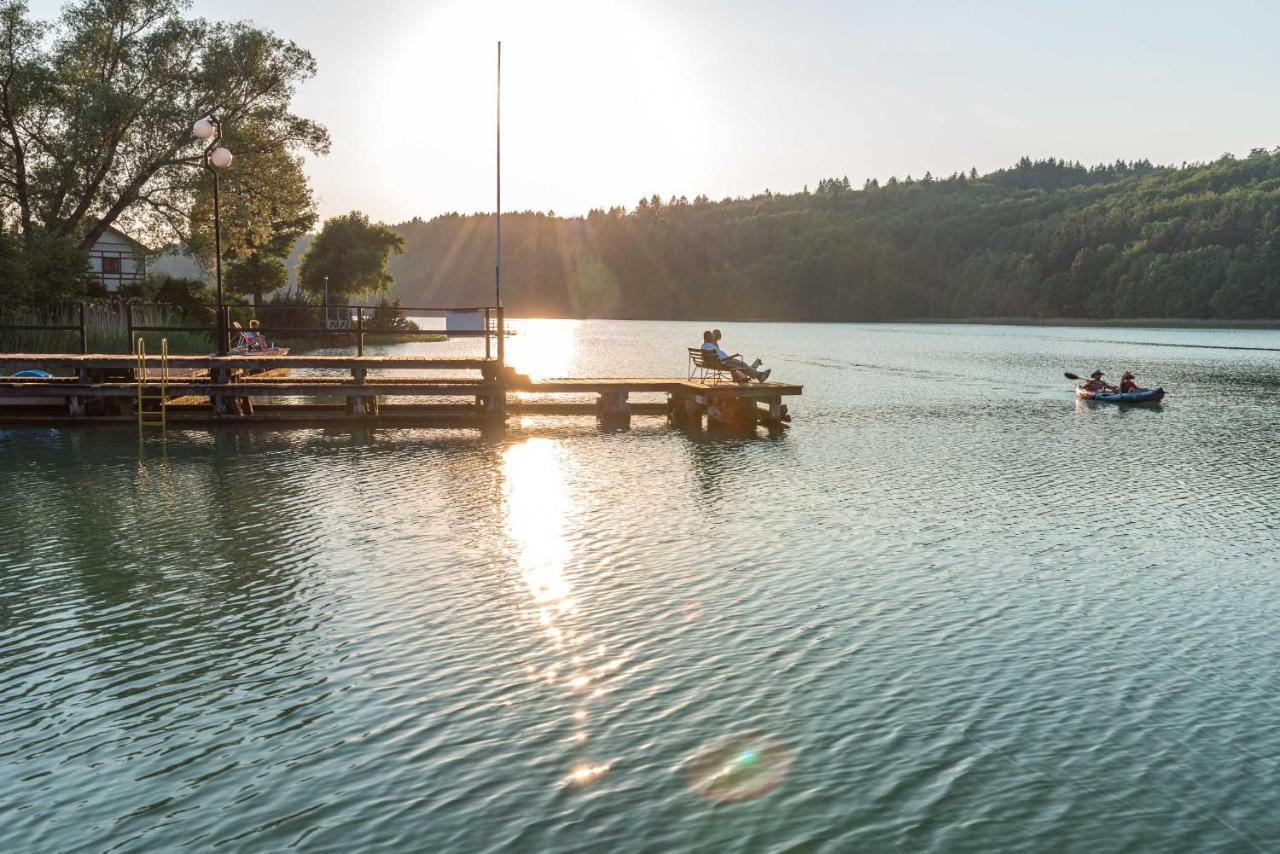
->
[383,150,1280,321]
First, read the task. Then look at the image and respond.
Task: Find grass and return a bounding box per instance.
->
[0,302,214,355]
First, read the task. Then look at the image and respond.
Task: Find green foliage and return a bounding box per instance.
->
[0,224,95,301]
[0,0,327,264]
[117,273,210,317]
[223,254,288,307]
[365,296,418,331]
[257,290,319,336]
[384,151,1280,320]
[187,121,317,302]
[298,211,404,301]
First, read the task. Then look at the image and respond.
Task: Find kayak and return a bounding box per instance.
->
[1076,387,1165,404]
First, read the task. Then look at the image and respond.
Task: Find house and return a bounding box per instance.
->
[89,226,148,291]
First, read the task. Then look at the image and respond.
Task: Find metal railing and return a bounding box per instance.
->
[0,303,89,353]
[1,300,506,361]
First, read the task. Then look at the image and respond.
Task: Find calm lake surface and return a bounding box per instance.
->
[3,320,1279,852]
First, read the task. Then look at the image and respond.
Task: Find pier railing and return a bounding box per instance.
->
[0,301,506,361]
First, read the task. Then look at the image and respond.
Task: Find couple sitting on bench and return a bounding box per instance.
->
[701,329,771,383]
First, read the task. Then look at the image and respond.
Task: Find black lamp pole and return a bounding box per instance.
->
[202,117,227,355]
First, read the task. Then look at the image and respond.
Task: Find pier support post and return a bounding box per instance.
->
[348,367,367,417]
[670,394,704,429]
[596,391,630,425]
[481,390,506,418]
[68,366,88,416]
[210,367,228,416]
[706,395,756,430]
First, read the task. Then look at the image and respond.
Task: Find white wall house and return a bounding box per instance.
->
[88,226,148,291]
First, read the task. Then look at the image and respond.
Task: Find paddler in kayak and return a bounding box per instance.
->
[1119,371,1138,392]
[1082,370,1117,393]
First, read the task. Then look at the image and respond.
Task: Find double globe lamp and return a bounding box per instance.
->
[192,117,233,353]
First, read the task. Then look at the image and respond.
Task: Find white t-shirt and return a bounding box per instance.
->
[701,341,730,361]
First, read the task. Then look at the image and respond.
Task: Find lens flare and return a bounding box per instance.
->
[687,731,792,803]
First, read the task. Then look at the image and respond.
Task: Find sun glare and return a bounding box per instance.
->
[505,318,579,380]
[365,1,710,217]
[503,438,570,604]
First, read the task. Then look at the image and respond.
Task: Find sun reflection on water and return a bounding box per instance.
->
[505,318,580,381]
[502,437,616,786]
[502,439,571,609]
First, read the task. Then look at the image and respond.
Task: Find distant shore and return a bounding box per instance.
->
[504,315,1280,329]
[899,317,1280,330]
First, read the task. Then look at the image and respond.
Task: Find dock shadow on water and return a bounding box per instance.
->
[3,320,1280,852]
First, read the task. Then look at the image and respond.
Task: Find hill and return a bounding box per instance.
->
[381,150,1280,321]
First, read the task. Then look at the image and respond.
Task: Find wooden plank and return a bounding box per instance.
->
[0,382,499,398]
[0,353,495,371]
[523,378,802,396]
[2,379,799,399]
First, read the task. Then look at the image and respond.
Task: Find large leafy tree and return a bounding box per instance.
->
[223,253,287,307]
[0,0,328,257]
[299,211,404,302]
[187,122,316,306]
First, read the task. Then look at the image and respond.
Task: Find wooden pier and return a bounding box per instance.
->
[0,353,801,430]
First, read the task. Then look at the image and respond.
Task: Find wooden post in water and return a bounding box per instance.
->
[210,364,228,416]
[596,390,630,425]
[349,367,368,417]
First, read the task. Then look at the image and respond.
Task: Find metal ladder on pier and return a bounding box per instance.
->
[136,337,169,430]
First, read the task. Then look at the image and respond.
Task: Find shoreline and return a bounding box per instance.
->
[498,315,1280,330]
[895,317,1280,330]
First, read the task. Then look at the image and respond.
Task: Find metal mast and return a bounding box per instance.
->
[495,41,502,308]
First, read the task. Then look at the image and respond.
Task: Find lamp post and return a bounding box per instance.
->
[192,117,233,354]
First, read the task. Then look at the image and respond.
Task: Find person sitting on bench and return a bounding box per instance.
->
[701,329,771,382]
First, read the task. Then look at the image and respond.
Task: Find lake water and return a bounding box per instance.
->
[2,321,1279,852]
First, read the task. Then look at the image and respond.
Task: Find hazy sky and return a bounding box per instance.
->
[29,0,1280,224]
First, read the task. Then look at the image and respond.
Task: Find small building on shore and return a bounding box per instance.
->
[89,226,148,292]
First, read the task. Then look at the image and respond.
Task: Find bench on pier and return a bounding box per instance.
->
[687,347,740,385]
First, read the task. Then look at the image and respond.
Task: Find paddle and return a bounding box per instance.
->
[1065,371,1118,392]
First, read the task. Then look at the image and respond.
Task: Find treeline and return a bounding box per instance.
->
[384,150,1280,320]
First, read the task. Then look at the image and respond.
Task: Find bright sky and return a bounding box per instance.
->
[29,0,1280,224]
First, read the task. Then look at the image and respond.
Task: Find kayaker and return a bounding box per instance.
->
[1119,371,1138,393]
[1081,370,1116,393]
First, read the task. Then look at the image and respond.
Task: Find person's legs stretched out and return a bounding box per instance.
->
[722,356,771,382]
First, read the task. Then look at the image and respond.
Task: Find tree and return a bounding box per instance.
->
[224,254,287,307]
[0,0,328,261]
[298,211,404,301]
[0,209,94,301]
[187,121,316,306]
[366,295,417,331]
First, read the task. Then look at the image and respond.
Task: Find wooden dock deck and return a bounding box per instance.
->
[0,353,801,429]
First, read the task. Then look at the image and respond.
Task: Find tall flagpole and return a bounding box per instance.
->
[495,41,504,365]
[495,41,502,309]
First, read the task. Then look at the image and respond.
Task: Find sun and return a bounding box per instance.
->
[362,1,711,217]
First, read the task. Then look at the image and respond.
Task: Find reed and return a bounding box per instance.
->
[0,302,214,355]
